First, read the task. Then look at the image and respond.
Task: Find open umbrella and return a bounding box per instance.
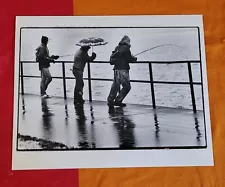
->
[76,37,108,52]
[59,37,108,58]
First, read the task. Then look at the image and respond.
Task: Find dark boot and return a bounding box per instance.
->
[107,101,115,113]
[114,101,126,107]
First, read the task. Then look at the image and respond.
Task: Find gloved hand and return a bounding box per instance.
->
[92,52,97,59]
[47,56,55,62]
[51,55,60,60]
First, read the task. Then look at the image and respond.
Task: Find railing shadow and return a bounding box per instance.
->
[153,110,160,146]
[194,114,202,142]
[64,101,70,146]
[21,96,26,121]
[152,109,202,146]
[89,104,96,148]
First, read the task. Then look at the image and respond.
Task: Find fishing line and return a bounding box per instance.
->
[134,44,186,57]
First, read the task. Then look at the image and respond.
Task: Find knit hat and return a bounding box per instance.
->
[41,36,49,44]
[119,35,131,45]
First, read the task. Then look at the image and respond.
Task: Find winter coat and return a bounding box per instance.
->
[73,48,96,71]
[36,44,54,70]
[111,42,137,70]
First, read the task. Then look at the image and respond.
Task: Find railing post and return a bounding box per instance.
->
[149,62,156,108]
[187,62,197,113]
[20,61,24,95]
[62,62,67,99]
[87,62,92,102]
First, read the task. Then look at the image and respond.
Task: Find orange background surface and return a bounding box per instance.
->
[75,0,225,186]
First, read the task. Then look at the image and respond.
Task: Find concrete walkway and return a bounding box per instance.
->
[17,94,206,150]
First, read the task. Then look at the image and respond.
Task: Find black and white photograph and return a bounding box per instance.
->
[12,16,213,169]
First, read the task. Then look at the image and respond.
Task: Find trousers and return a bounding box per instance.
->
[73,69,84,101]
[107,70,131,104]
[40,68,52,96]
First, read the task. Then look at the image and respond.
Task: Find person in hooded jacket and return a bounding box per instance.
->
[73,45,97,104]
[107,35,137,108]
[36,36,59,98]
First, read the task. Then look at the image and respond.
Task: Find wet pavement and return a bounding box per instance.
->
[17,94,206,150]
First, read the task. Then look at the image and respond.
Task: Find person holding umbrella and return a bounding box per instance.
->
[107,35,137,109]
[36,36,59,98]
[73,45,97,104]
[72,37,107,104]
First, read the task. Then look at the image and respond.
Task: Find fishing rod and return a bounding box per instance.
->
[58,54,74,58]
[134,44,184,57]
[59,44,185,59]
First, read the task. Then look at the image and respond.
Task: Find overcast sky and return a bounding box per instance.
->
[20,27,200,61]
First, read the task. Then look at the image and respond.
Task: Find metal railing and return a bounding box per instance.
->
[19,60,202,113]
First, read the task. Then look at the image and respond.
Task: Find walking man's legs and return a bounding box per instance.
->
[40,68,52,97]
[43,68,52,92]
[115,70,131,106]
[40,69,47,96]
[107,70,120,106]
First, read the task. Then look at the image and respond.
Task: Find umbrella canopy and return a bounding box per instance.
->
[76,37,108,47]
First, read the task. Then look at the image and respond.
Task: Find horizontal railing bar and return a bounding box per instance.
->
[153,81,201,85]
[92,61,201,64]
[20,60,201,64]
[20,75,201,85]
[87,78,202,85]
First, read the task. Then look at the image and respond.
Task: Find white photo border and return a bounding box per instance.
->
[12,15,214,170]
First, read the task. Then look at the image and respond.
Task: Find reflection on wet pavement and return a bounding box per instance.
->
[153,110,160,146]
[41,98,53,142]
[18,94,207,150]
[194,114,202,146]
[109,107,136,148]
[74,104,89,149]
[89,105,96,148]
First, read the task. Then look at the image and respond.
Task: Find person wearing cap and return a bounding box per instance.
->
[107,35,137,109]
[36,36,59,98]
[73,45,96,104]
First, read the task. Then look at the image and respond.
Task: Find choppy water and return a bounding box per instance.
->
[20,28,203,110]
